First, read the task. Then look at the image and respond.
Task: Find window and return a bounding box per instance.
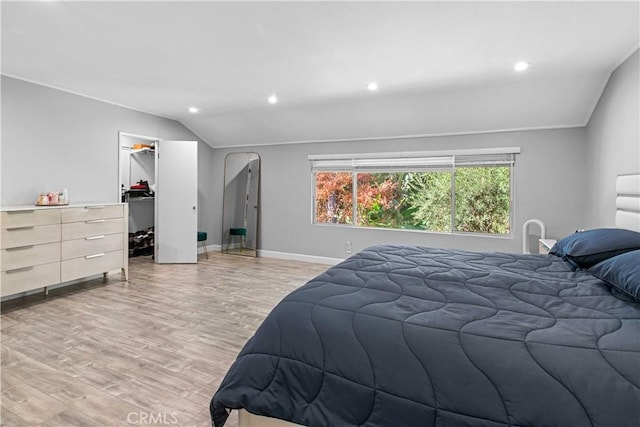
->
[311,148,518,235]
[314,171,353,224]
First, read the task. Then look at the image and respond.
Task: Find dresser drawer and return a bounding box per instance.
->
[1,261,61,297]
[1,209,60,228]
[62,218,123,240]
[61,205,123,223]
[0,224,60,249]
[61,233,123,260]
[1,242,61,272]
[61,250,123,282]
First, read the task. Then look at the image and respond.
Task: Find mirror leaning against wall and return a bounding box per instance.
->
[222,152,260,257]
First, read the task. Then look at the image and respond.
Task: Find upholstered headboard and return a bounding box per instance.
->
[616,173,640,232]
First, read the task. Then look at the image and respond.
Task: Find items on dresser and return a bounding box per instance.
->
[36,188,69,206]
[0,203,128,298]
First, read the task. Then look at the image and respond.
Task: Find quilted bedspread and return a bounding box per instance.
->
[210,245,640,427]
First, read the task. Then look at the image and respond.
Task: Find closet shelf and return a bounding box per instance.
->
[131,147,155,155]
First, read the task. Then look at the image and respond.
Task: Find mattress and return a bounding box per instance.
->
[211,244,640,427]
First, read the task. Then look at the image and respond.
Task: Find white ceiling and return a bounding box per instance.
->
[2,1,639,148]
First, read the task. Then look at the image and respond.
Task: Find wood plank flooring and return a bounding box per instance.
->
[1,253,329,427]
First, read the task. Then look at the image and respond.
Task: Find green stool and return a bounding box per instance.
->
[197,231,208,258]
[228,227,247,252]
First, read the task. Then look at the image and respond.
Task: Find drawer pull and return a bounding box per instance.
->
[85,253,105,259]
[7,210,35,214]
[85,206,105,209]
[6,226,34,231]
[85,219,106,224]
[85,235,105,240]
[6,266,34,274]
[6,245,35,251]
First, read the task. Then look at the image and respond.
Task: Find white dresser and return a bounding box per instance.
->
[1,203,128,298]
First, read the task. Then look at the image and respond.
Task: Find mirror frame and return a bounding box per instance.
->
[221,152,261,257]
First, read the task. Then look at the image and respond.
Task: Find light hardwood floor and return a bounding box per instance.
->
[1,253,330,427]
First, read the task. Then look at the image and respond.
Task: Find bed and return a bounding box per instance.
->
[210,174,640,427]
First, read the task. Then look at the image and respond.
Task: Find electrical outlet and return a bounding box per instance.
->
[346,240,352,254]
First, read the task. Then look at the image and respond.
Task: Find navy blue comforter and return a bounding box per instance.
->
[211,245,640,427]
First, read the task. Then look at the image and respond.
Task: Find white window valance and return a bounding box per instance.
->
[309,147,520,172]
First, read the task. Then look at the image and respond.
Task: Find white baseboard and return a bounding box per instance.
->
[200,244,222,253]
[257,249,344,265]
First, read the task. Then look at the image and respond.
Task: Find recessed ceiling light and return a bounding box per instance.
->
[268,94,278,105]
[188,106,199,113]
[514,61,529,72]
[367,82,379,91]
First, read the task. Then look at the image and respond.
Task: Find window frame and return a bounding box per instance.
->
[310,148,519,237]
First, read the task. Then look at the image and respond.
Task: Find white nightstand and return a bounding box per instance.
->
[538,239,557,255]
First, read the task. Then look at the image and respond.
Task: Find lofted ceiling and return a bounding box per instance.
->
[2,1,639,148]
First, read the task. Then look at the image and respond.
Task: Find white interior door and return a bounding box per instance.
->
[155,140,198,263]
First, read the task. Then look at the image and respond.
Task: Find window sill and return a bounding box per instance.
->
[312,222,513,239]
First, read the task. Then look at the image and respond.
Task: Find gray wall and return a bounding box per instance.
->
[213,128,588,260]
[1,76,217,240]
[584,50,640,228]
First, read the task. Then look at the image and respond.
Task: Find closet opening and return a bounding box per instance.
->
[118,132,199,264]
[119,132,158,262]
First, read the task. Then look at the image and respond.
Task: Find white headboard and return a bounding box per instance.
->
[616,173,640,232]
